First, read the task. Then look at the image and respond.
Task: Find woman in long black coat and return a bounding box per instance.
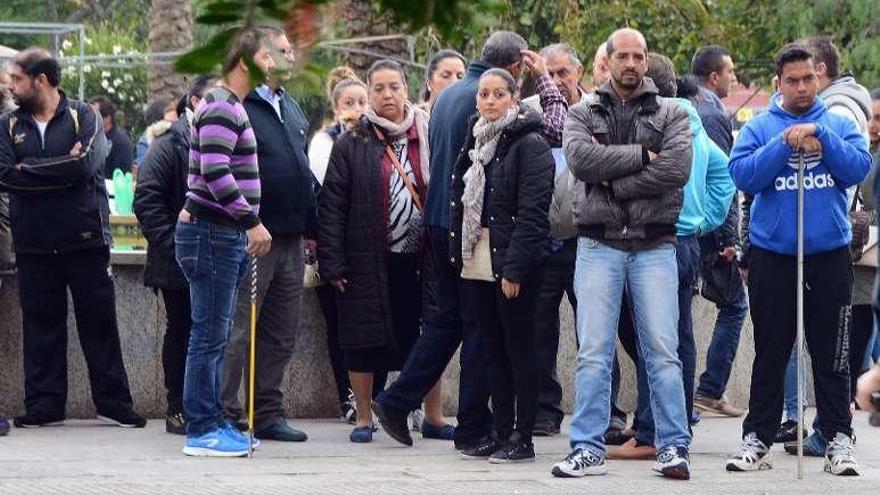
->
[318,59,432,443]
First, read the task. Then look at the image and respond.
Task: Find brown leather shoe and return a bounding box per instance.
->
[606,437,656,460]
[694,394,746,417]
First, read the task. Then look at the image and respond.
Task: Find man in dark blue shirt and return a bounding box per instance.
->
[373,31,528,453]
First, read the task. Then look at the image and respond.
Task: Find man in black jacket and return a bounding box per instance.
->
[689,45,749,419]
[220,28,316,442]
[0,48,144,428]
[134,75,217,435]
[89,95,133,177]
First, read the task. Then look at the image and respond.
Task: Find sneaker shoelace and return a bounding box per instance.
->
[740,434,766,459]
[657,446,678,464]
[566,448,599,469]
[829,437,855,461]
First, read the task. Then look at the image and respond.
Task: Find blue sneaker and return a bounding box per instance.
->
[420,421,455,440]
[222,423,261,450]
[182,429,248,457]
[0,416,9,436]
[350,425,373,443]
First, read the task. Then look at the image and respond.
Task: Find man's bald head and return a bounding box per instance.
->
[606,28,648,58]
[592,42,610,88]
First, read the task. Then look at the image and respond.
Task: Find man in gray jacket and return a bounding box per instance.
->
[550,28,693,480]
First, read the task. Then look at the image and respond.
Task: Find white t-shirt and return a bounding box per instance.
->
[35,120,49,142]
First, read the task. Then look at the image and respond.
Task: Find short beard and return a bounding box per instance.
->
[612,74,641,90]
[13,93,40,115]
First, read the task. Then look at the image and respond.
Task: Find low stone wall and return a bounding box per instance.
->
[0,257,791,419]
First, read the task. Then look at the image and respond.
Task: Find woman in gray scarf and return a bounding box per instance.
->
[448,68,555,463]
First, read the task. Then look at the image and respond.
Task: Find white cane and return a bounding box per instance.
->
[796,150,806,479]
[247,257,258,458]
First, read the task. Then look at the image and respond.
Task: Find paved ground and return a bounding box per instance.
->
[0,410,877,494]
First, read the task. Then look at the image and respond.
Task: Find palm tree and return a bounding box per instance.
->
[147,0,193,107]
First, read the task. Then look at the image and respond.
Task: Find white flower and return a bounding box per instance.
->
[84,37,92,46]
[101,79,110,89]
[101,70,111,78]
[83,65,92,73]
[112,45,122,55]
[58,50,64,58]
[114,78,122,87]
[107,87,116,94]
[62,39,72,51]
[123,73,133,82]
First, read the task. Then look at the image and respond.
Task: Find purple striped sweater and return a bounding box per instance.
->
[184,86,261,230]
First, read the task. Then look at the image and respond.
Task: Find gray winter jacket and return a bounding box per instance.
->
[563,79,692,249]
[820,73,871,139]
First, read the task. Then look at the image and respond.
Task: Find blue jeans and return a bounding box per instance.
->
[569,238,691,455]
[695,239,748,400]
[782,347,808,422]
[175,218,249,437]
[634,235,700,445]
[376,226,492,447]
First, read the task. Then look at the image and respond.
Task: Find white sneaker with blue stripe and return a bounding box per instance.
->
[183,429,248,457]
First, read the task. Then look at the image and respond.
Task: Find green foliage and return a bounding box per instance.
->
[58,25,150,138]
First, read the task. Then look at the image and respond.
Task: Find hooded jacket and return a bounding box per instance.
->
[0,91,112,254]
[449,106,554,283]
[729,94,871,256]
[563,78,692,249]
[672,98,735,237]
[819,72,872,140]
[134,114,190,290]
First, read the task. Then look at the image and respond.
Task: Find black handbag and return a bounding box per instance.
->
[699,251,741,305]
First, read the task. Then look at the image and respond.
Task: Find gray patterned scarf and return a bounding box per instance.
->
[461,106,519,261]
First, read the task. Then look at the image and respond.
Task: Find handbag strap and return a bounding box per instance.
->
[851,184,862,213]
[373,125,424,213]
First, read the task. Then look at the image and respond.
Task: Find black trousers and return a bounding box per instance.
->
[160,287,191,416]
[533,240,577,427]
[462,276,540,443]
[17,247,134,417]
[743,246,853,446]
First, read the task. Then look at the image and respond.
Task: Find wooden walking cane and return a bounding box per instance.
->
[796,150,806,479]
[248,257,258,458]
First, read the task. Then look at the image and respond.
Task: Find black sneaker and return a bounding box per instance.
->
[459,437,501,460]
[775,420,807,444]
[371,401,412,446]
[14,412,65,428]
[165,412,186,435]
[654,445,690,480]
[532,421,560,437]
[97,409,146,428]
[489,441,535,464]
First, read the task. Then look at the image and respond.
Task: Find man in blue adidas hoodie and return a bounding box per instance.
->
[725,43,870,476]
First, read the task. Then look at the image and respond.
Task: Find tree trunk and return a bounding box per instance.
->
[333,0,409,77]
[147,0,193,107]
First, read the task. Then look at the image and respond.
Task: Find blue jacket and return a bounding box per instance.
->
[673,98,735,237]
[424,60,491,228]
[729,94,871,255]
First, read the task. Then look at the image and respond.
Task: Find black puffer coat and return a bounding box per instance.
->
[133,115,189,290]
[317,115,427,350]
[449,107,554,283]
